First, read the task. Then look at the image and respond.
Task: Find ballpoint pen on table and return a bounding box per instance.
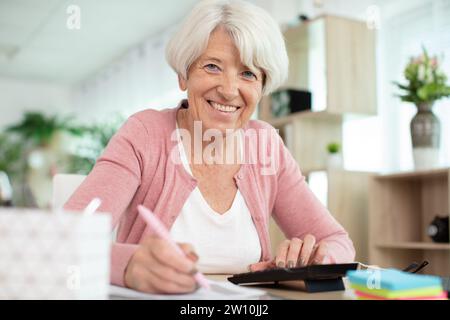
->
[357,260,430,274]
[137,205,210,290]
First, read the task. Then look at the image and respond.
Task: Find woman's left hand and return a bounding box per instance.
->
[248,235,333,272]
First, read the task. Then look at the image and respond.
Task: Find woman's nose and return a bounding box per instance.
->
[217,74,239,100]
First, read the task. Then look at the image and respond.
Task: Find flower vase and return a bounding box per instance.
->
[410,102,440,169]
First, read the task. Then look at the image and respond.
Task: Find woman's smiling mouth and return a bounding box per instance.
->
[207,100,241,113]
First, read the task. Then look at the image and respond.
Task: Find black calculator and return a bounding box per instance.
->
[228,263,359,286]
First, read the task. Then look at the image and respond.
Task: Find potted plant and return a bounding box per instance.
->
[326,142,342,169]
[4,112,85,207]
[1,111,124,207]
[6,112,83,147]
[394,47,450,169]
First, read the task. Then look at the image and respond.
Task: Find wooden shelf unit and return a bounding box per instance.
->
[264,16,377,260]
[369,168,450,276]
[258,14,377,174]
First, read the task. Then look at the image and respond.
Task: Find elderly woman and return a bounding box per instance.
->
[65,0,355,294]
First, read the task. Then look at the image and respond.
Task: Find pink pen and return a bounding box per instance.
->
[137,205,210,290]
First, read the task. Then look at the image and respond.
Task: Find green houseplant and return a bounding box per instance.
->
[6,112,83,147]
[1,111,123,207]
[327,142,341,154]
[326,142,342,169]
[2,112,86,207]
[394,47,450,168]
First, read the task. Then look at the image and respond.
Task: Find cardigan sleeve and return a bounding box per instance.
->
[271,134,355,263]
[64,116,149,286]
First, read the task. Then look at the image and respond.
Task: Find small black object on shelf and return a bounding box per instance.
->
[427,216,449,243]
[271,89,312,117]
[299,14,310,22]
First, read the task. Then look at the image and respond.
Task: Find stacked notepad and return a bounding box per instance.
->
[346,269,447,300]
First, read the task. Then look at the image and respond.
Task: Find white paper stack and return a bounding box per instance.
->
[0,209,111,299]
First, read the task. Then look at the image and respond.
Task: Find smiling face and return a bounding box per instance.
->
[178,26,264,133]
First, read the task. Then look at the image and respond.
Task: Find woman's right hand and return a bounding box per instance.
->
[124,236,199,294]
[248,235,334,272]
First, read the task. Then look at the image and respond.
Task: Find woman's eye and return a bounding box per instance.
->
[205,64,220,71]
[242,70,257,79]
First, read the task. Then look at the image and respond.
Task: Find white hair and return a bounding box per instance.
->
[165,0,288,96]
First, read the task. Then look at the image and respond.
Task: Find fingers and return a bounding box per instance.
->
[248,260,275,272]
[178,243,199,262]
[147,257,197,292]
[134,238,199,294]
[137,266,197,294]
[146,238,197,274]
[275,239,291,268]
[128,248,197,294]
[285,238,303,268]
[274,235,326,268]
[299,234,316,267]
[310,241,330,265]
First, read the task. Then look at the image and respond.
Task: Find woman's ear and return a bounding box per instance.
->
[178,74,187,91]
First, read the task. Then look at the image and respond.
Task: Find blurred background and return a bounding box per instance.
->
[1,0,450,270]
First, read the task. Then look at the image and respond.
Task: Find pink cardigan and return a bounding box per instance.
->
[64,101,355,287]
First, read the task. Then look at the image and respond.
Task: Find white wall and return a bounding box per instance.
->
[71,28,185,123]
[0,77,73,129]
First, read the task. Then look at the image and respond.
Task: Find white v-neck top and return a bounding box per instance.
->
[170,125,262,274]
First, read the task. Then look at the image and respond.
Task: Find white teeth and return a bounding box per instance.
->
[210,101,238,113]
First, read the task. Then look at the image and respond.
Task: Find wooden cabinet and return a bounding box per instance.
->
[260,14,377,116]
[368,168,450,276]
[284,15,377,115]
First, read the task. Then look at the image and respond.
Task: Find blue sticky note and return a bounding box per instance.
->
[346,269,442,291]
